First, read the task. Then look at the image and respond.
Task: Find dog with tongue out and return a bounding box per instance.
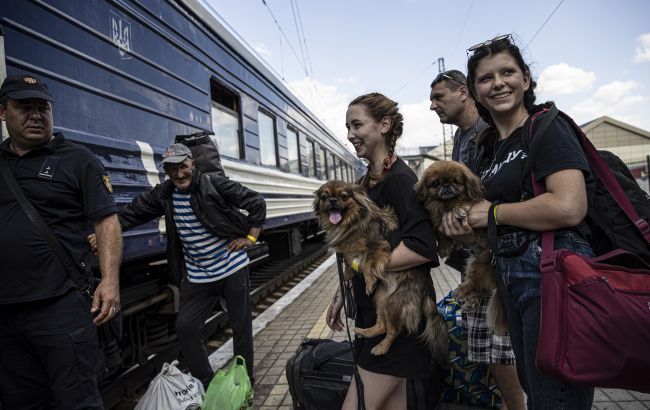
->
[312,180,449,361]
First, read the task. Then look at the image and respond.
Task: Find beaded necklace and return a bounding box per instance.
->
[364,152,397,188]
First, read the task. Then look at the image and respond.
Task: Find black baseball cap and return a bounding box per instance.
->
[0,74,55,102]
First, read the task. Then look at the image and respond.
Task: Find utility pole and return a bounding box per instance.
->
[436,57,452,160]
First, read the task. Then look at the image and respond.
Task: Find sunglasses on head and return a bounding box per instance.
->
[466,34,513,57]
[432,71,465,87]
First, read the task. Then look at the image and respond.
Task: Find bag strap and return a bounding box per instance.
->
[0,157,91,294]
[335,253,366,410]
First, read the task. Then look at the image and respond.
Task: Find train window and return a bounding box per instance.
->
[286,127,300,173]
[210,82,241,159]
[319,147,327,180]
[329,153,336,179]
[306,140,316,178]
[258,110,277,166]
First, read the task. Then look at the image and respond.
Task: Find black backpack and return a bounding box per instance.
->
[175,131,226,177]
[523,102,650,263]
[286,338,355,410]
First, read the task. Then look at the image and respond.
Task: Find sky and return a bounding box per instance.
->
[202,0,650,155]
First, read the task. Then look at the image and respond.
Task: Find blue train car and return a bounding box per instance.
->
[0,0,358,403]
[1,0,357,262]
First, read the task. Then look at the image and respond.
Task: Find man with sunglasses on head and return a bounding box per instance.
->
[429,70,525,410]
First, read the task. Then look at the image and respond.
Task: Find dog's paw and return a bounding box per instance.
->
[354,327,367,338]
[370,342,389,356]
[453,282,473,300]
[365,277,378,296]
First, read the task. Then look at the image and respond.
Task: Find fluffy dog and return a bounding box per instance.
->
[314,180,448,364]
[415,161,506,334]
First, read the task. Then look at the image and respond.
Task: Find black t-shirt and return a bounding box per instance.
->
[352,158,438,308]
[477,114,592,205]
[0,133,117,304]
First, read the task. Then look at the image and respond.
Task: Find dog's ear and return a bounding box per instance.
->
[464,168,486,201]
[350,184,374,212]
[414,177,428,203]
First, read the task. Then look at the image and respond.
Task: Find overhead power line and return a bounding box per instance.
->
[293,0,313,77]
[391,61,436,97]
[261,0,310,77]
[523,0,565,50]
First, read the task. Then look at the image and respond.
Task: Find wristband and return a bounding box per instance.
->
[246,234,257,243]
[351,257,361,272]
[493,204,500,226]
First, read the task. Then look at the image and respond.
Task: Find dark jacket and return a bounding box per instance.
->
[120,169,266,285]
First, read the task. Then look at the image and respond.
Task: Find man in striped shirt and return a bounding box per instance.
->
[117,143,266,388]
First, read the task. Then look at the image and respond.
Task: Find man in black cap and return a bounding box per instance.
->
[0,74,122,409]
[102,141,265,388]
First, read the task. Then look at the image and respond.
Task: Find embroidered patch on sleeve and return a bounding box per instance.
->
[102,175,113,193]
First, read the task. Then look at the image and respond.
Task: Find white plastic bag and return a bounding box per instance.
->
[134,363,205,410]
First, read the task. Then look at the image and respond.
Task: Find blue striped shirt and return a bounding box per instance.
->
[172,190,249,283]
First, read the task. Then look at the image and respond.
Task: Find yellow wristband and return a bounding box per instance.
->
[351,257,361,272]
[493,204,500,226]
[246,234,257,243]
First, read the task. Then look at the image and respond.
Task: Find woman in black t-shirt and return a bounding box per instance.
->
[440,36,595,409]
[326,93,439,410]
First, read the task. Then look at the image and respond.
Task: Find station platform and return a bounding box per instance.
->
[209,253,650,410]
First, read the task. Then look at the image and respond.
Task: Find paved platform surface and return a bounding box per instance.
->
[249,256,650,409]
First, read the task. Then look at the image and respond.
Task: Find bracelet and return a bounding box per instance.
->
[493,204,500,226]
[246,234,257,243]
[351,257,361,272]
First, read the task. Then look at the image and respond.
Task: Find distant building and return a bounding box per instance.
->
[581,116,650,178]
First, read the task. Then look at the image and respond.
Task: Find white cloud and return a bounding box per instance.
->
[398,100,445,150]
[335,76,360,85]
[633,33,650,63]
[569,80,647,125]
[253,43,272,61]
[538,63,596,95]
[288,77,353,148]
[286,81,443,152]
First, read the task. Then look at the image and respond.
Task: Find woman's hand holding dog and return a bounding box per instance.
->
[440,199,492,243]
[467,199,491,229]
[326,288,344,331]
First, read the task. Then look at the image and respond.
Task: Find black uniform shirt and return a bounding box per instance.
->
[0,133,117,304]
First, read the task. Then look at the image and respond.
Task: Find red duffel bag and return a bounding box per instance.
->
[535,242,650,393]
[526,104,650,392]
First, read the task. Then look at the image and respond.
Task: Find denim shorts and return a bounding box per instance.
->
[494,229,594,296]
[492,229,595,410]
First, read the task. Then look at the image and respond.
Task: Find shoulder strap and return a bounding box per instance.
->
[335,253,366,410]
[0,158,91,294]
[521,103,559,178]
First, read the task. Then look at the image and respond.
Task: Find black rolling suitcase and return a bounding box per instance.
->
[286,338,355,410]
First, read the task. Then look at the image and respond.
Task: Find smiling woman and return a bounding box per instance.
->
[438,35,596,410]
[326,93,441,410]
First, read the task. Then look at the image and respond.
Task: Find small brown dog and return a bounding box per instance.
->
[415,161,506,333]
[314,180,448,364]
